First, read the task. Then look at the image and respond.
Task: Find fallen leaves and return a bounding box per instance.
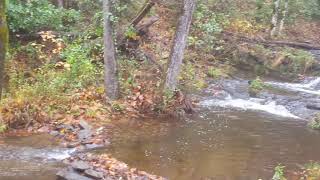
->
[62,153,167,180]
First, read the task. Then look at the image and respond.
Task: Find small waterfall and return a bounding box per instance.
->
[200,77,320,119]
[266,77,320,96]
[200,97,299,119]
[0,146,76,161]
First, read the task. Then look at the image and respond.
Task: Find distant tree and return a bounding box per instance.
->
[270,0,281,37]
[164,0,196,91]
[278,0,289,36]
[0,0,8,100]
[270,0,289,37]
[57,0,64,8]
[103,0,119,100]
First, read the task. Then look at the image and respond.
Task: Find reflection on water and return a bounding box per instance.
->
[105,110,320,180]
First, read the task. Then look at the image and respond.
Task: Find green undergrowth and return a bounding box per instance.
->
[272,164,286,180]
[272,162,320,179]
[279,48,315,75]
[248,76,271,96]
[207,67,229,79]
[6,43,101,101]
[179,60,208,91]
[8,0,81,33]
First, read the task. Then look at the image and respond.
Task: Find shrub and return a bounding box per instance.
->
[190,3,225,51]
[308,113,320,130]
[207,68,226,79]
[7,42,100,100]
[248,76,269,96]
[272,164,287,180]
[8,0,81,33]
[304,162,320,178]
[249,77,265,91]
[282,48,315,74]
[0,122,6,133]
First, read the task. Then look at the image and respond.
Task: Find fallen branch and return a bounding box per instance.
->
[119,16,159,50]
[223,31,320,50]
[130,0,157,28]
[263,40,320,50]
[136,16,159,36]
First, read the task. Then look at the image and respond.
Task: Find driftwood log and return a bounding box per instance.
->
[118,0,159,49]
[223,31,320,50]
[130,0,157,28]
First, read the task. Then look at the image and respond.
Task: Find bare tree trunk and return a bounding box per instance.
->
[278,0,289,36]
[103,0,119,100]
[164,0,196,91]
[57,0,64,8]
[0,1,8,100]
[270,0,281,37]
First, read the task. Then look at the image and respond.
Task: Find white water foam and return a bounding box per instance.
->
[200,98,300,119]
[43,148,76,160]
[266,77,320,96]
[1,147,77,161]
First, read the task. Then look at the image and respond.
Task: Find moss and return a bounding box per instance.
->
[308,113,320,130]
[249,77,264,92]
[207,68,224,79]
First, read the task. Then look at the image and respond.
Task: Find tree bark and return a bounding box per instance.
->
[0,1,8,100]
[103,0,119,100]
[164,0,196,91]
[57,0,64,8]
[270,0,281,37]
[278,0,289,36]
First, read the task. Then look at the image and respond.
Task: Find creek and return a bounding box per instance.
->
[1,53,320,179]
[103,76,320,179]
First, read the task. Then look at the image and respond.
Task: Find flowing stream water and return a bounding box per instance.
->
[0,59,320,179]
[103,76,320,179]
[0,134,72,180]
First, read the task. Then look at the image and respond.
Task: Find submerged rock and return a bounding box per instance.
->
[71,160,90,171]
[79,120,92,130]
[84,169,104,179]
[50,130,60,137]
[85,143,104,150]
[57,168,93,180]
[77,129,92,141]
[306,103,320,110]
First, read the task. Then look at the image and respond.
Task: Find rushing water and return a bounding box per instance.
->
[0,76,319,179]
[103,77,320,180]
[0,134,72,180]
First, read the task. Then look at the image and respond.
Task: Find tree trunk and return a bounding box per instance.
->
[57,0,64,8]
[278,0,289,36]
[270,0,281,37]
[0,1,8,100]
[103,0,119,100]
[164,0,196,91]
